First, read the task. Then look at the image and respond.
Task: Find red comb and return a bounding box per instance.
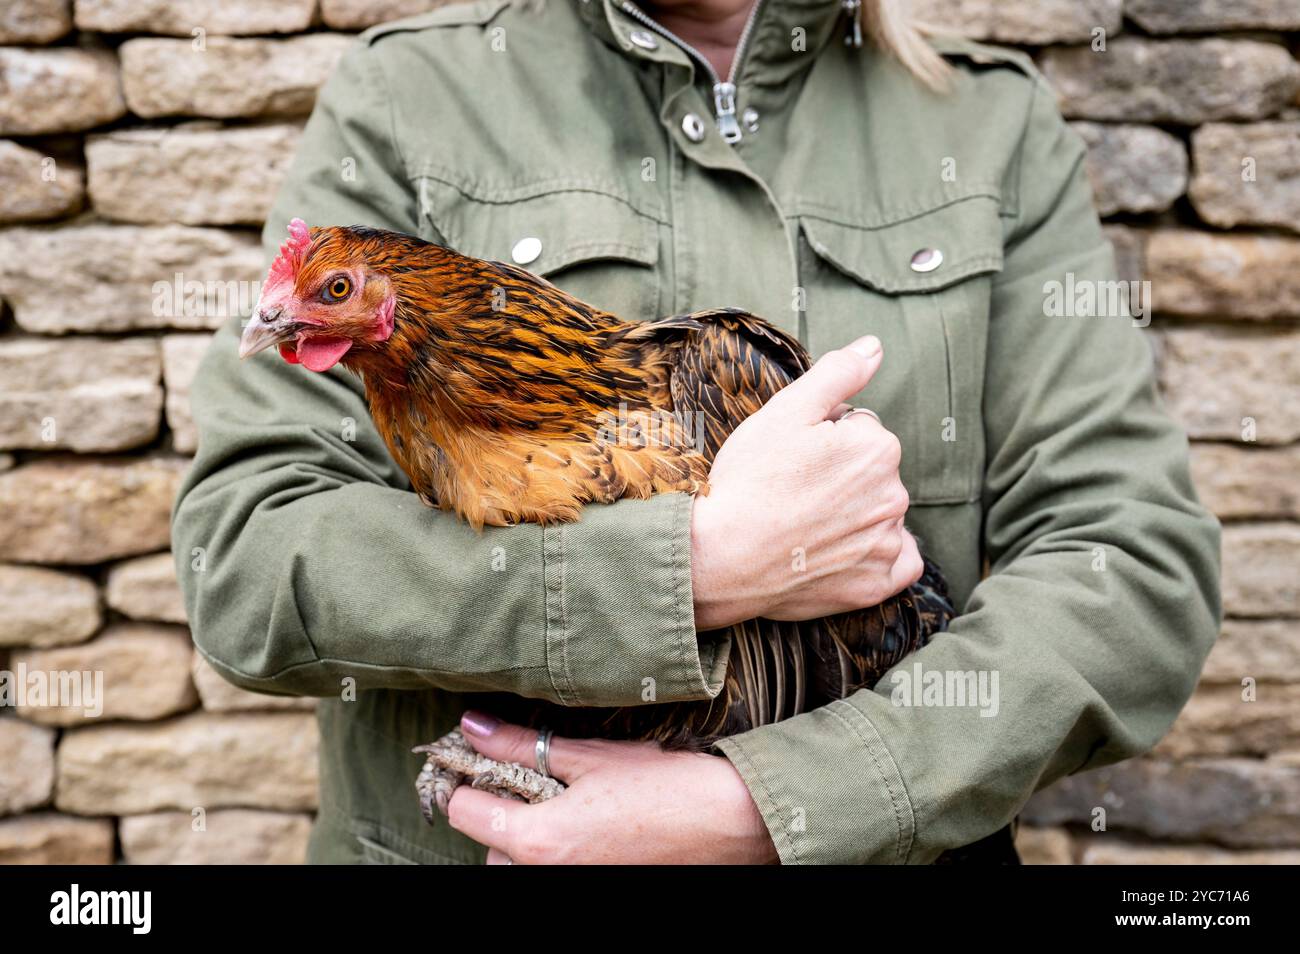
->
[266,217,312,291]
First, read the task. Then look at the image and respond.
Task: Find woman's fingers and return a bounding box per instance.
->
[767,336,883,424]
[460,711,596,781]
[889,530,926,592]
[445,785,527,858]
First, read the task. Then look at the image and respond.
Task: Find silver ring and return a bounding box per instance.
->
[535,727,553,777]
[837,406,881,424]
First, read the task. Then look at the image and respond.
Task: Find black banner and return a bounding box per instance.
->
[0,865,1278,940]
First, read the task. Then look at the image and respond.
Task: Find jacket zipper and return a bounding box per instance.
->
[842,0,863,48]
[620,0,766,144]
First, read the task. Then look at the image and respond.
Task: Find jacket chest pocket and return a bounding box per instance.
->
[797,195,1004,506]
[415,177,667,321]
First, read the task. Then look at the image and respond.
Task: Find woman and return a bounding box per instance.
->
[172,0,1221,864]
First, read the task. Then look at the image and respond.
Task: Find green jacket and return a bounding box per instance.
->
[172,0,1221,864]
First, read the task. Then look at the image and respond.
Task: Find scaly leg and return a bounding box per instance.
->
[412,728,565,825]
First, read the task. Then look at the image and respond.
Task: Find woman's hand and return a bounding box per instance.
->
[446,712,779,865]
[691,336,923,630]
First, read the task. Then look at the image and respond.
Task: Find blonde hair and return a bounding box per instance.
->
[863,0,953,91]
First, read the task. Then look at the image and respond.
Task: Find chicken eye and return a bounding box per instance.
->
[324,276,352,301]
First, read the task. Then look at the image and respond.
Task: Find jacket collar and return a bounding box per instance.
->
[577,0,852,87]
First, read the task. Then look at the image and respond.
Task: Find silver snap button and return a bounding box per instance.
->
[511,236,542,265]
[628,30,658,51]
[742,108,760,132]
[910,248,943,273]
[682,113,706,142]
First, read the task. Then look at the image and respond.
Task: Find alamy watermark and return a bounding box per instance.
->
[152,273,263,320]
[0,664,103,718]
[595,401,707,453]
[890,662,1000,718]
[1043,273,1151,328]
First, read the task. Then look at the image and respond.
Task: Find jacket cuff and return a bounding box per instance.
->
[542,491,726,707]
[714,699,915,864]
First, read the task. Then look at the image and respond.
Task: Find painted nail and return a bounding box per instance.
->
[462,710,499,737]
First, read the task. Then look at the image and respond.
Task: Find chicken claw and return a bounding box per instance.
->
[413,728,565,825]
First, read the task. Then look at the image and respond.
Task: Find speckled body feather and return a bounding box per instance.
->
[305,225,955,749]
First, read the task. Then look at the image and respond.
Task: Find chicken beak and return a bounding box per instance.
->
[239,309,288,359]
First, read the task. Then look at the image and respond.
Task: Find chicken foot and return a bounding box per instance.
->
[413,728,566,825]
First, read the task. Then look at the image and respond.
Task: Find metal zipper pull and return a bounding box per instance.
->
[713,81,742,143]
[843,0,863,48]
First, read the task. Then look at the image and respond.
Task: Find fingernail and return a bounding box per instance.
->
[848,336,881,359]
[462,710,499,737]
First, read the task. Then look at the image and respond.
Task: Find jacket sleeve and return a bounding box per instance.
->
[714,78,1222,864]
[171,42,725,706]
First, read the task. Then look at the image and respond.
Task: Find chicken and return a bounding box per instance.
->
[239,218,953,748]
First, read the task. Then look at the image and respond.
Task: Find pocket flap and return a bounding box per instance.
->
[417,179,660,277]
[800,195,1004,294]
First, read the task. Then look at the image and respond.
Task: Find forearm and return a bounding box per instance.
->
[716,500,1220,864]
[174,321,725,704]
[717,80,1221,864]
[175,37,730,705]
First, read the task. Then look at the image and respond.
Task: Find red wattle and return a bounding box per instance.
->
[279,343,300,364]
